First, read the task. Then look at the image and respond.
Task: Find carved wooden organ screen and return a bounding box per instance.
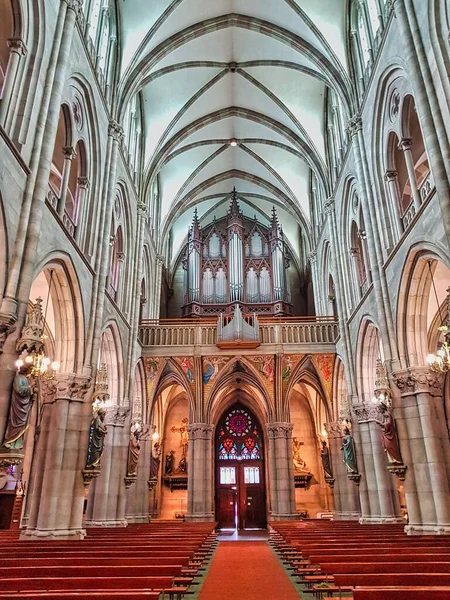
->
[182,192,292,317]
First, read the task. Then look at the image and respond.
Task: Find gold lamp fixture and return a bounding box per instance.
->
[426,261,450,373]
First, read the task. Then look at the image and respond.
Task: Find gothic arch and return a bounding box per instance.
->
[99,321,124,406]
[356,317,383,401]
[149,358,196,423]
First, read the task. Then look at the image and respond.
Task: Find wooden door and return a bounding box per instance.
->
[217,486,236,529]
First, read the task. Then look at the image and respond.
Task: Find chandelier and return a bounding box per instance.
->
[426,261,450,373]
[15,350,59,380]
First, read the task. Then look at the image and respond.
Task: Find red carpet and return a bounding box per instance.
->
[198,541,300,599]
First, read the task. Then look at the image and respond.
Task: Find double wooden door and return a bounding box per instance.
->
[216,461,266,530]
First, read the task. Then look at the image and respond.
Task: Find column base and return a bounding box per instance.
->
[359,516,406,524]
[270,513,300,521]
[21,528,86,540]
[125,515,150,524]
[84,519,128,528]
[185,513,215,522]
[333,511,361,521]
[406,523,450,535]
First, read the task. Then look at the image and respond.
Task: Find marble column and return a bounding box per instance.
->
[267,423,297,520]
[22,373,92,540]
[399,138,421,212]
[85,405,130,527]
[384,170,403,238]
[74,176,90,245]
[186,423,214,522]
[307,251,323,316]
[125,433,151,523]
[57,146,76,218]
[352,403,403,524]
[325,420,361,520]
[392,367,450,535]
[0,37,27,131]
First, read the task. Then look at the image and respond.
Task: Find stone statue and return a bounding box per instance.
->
[150,440,162,479]
[164,449,175,475]
[292,436,307,472]
[3,366,34,450]
[85,407,107,469]
[171,418,189,458]
[176,455,187,474]
[376,403,403,464]
[341,427,358,473]
[320,439,333,479]
[127,423,142,476]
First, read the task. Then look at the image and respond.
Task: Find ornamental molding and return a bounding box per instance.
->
[325,420,344,439]
[137,201,147,216]
[392,367,444,396]
[105,405,130,427]
[323,197,335,216]
[41,375,92,403]
[7,37,27,56]
[307,251,317,264]
[346,115,362,137]
[352,401,383,424]
[64,0,83,14]
[188,423,214,441]
[267,422,293,440]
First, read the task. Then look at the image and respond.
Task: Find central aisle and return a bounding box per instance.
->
[198,541,301,600]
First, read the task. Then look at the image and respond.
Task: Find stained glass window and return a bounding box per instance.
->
[218,405,261,461]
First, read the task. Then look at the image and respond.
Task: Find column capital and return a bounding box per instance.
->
[323,197,335,216]
[77,176,90,189]
[156,254,165,265]
[307,250,317,264]
[188,423,214,440]
[41,374,92,404]
[117,252,125,263]
[7,37,27,56]
[63,146,77,160]
[352,401,383,424]
[325,420,345,439]
[137,201,147,216]
[399,137,412,151]
[392,366,444,396]
[108,120,124,142]
[384,170,398,182]
[63,0,84,14]
[105,405,130,427]
[346,114,362,137]
[267,422,293,440]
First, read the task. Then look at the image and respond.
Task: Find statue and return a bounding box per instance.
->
[150,440,162,479]
[2,366,34,450]
[176,455,187,474]
[292,437,307,472]
[85,407,107,469]
[376,403,403,464]
[127,423,142,476]
[341,427,358,474]
[171,418,189,459]
[164,450,175,475]
[320,439,333,479]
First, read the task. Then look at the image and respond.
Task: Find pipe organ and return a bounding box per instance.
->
[182,190,292,317]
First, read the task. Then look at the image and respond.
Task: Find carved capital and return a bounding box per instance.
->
[117,252,125,263]
[384,170,398,182]
[346,115,362,137]
[105,405,130,427]
[156,254,165,266]
[392,367,444,396]
[77,176,90,189]
[64,0,84,14]
[137,201,147,216]
[352,401,383,423]
[108,120,124,142]
[323,197,335,216]
[188,423,214,441]
[325,420,345,439]
[399,137,412,151]
[55,374,92,401]
[7,37,27,56]
[267,422,293,440]
[307,250,317,264]
[63,146,76,160]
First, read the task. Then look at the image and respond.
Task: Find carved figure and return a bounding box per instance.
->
[85,408,107,468]
[376,403,403,464]
[341,427,358,473]
[150,441,162,479]
[320,439,333,479]
[3,367,34,450]
[292,437,307,472]
[165,450,175,475]
[127,423,142,476]
[171,417,189,458]
[176,455,187,474]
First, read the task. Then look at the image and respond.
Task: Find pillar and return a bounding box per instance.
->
[0,37,27,130]
[85,405,130,527]
[399,138,421,212]
[267,423,297,520]
[384,169,403,238]
[74,176,90,245]
[57,146,76,218]
[22,374,92,540]
[392,367,450,535]
[185,423,214,522]
[125,432,151,523]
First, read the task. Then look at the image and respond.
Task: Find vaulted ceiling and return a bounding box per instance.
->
[117,0,353,264]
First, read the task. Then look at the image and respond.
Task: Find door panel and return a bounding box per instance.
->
[217,487,236,529]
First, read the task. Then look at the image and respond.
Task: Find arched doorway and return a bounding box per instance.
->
[215,403,266,530]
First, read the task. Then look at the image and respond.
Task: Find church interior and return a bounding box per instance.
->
[0,0,450,598]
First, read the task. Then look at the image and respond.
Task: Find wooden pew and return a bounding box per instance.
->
[352,587,450,600]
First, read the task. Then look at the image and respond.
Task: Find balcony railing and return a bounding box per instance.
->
[139,316,339,349]
[419,170,434,203]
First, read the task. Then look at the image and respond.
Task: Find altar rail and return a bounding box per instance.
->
[139,316,339,348]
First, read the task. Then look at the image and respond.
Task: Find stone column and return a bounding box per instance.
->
[399,138,421,212]
[22,374,92,540]
[185,423,214,522]
[125,433,151,523]
[307,251,323,315]
[74,176,90,245]
[85,405,130,527]
[353,403,403,523]
[384,170,403,238]
[0,37,27,130]
[57,146,76,217]
[325,421,361,520]
[392,367,450,535]
[267,423,297,520]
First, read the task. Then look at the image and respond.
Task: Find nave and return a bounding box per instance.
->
[0,520,449,599]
